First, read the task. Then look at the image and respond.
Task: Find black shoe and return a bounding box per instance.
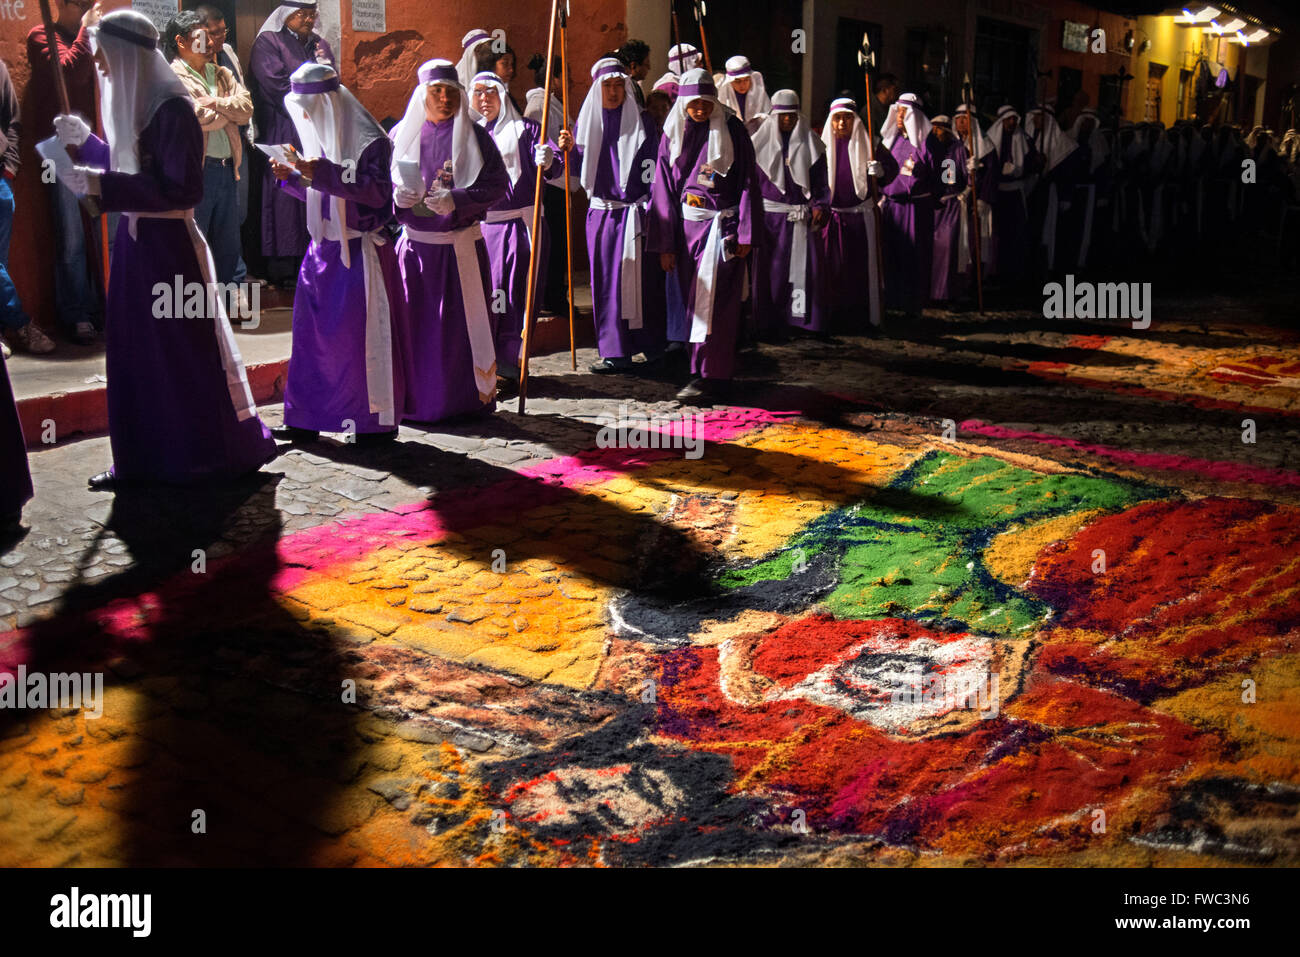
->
[354,430,398,447]
[495,375,519,398]
[88,470,116,491]
[589,359,631,375]
[676,377,731,403]
[271,426,319,443]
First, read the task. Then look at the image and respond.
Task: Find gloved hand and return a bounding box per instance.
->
[394,186,422,209]
[966,157,979,175]
[64,165,102,197]
[54,114,92,148]
[866,159,884,178]
[425,187,455,216]
[534,143,554,170]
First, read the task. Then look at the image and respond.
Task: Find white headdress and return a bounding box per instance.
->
[821,97,871,201]
[993,105,1028,177]
[574,57,647,195]
[881,92,932,150]
[472,70,525,185]
[953,103,995,161]
[90,10,188,175]
[457,29,493,91]
[1025,105,1077,173]
[716,55,771,124]
[751,89,823,194]
[390,59,484,193]
[668,43,701,75]
[1067,108,1110,173]
[256,1,321,38]
[661,68,735,177]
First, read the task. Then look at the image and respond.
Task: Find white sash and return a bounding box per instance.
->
[125,209,258,423]
[402,222,498,403]
[483,204,536,262]
[763,199,811,316]
[681,203,737,343]
[956,193,992,283]
[589,196,647,330]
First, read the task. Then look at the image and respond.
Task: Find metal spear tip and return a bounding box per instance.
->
[858,36,875,70]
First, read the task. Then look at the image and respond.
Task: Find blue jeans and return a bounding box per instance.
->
[50,178,102,331]
[195,157,242,287]
[0,179,32,332]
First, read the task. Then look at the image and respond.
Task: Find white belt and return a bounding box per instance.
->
[124,208,257,424]
[402,222,497,402]
[763,199,812,316]
[482,205,535,265]
[957,192,992,276]
[680,203,737,343]
[589,196,647,329]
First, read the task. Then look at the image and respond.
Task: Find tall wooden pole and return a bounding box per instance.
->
[516,0,560,414]
[560,4,576,371]
[860,43,886,318]
[693,1,713,76]
[962,78,984,314]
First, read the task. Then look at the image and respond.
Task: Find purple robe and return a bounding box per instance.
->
[78,98,276,483]
[647,114,761,381]
[480,116,558,373]
[818,135,896,323]
[585,107,666,360]
[929,133,968,302]
[991,126,1037,281]
[1,354,31,518]
[250,27,336,259]
[753,129,831,333]
[277,137,406,434]
[394,119,508,423]
[880,133,936,314]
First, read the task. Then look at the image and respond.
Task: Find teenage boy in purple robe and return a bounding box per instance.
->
[53,9,275,489]
[268,63,406,446]
[646,68,761,402]
[879,92,937,317]
[390,59,508,424]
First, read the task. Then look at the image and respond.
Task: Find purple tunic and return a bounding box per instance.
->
[647,114,761,381]
[79,98,276,483]
[480,116,558,372]
[277,137,406,434]
[929,133,968,302]
[991,126,1037,281]
[585,107,666,360]
[394,119,508,423]
[1,354,31,517]
[752,129,831,333]
[880,133,936,314]
[250,27,336,259]
[817,135,896,323]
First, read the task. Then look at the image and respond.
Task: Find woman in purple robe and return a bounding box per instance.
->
[472,71,570,396]
[249,2,336,285]
[269,63,405,445]
[390,59,508,424]
[1,354,31,531]
[573,57,665,375]
[818,98,892,331]
[879,93,937,317]
[751,90,831,338]
[53,9,275,490]
[646,68,761,401]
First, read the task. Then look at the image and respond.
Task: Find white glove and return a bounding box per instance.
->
[534,143,554,170]
[64,166,96,197]
[394,186,422,209]
[54,114,92,148]
[425,187,455,216]
[866,160,884,178]
[966,157,979,175]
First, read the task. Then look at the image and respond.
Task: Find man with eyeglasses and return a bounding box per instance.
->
[250,2,336,290]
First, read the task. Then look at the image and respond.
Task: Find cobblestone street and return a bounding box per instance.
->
[2,296,1299,867]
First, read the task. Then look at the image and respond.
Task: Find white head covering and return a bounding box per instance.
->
[668,43,701,75]
[994,105,1028,177]
[1025,105,1077,173]
[574,57,647,195]
[472,70,525,185]
[881,92,932,150]
[90,10,188,175]
[256,1,320,38]
[751,89,823,195]
[662,67,735,177]
[457,29,493,91]
[285,62,384,268]
[390,59,484,194]
[716,55,771,124]
[953,103,994,161]
[1067,108,1110,173]
[821,97,871,202]
[651,73,680,98]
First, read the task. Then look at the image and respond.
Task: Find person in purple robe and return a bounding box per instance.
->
[1025,104,1081,275]
[879,92,937,318]
[1,353,31,533]
[928,116,967,303]
[52,9,275,489]
[950,103,999,299]
[249,2,336,288]
[472,70,570,397]
[646,67,761,402]
[751,89,831,338]
[716,56,771,134]
[268,63,405,446]
[1060,108,1112,272]
[390,59,508,424]
[573,57,666,375]
[990,105,1038,284]
[817,98,892,331]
